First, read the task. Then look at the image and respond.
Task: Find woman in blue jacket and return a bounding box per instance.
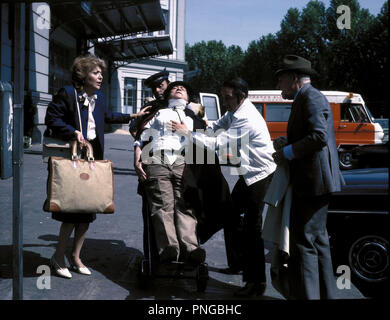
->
[45,54,148,279]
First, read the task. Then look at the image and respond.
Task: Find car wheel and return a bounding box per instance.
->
[339,150,355,170]
[348,234,389,284]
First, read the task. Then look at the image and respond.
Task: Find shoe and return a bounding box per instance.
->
[70,256,91,275]
[159,245,179,263]
[188,247,206,264]
[234,282,266,297]
[50,256,72,279]
[219,267,243,275]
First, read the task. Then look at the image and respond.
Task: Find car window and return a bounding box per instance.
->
[341,104,370,123]
[202,96,219,121]
[375,118,389,129]
[253,103,264,116]
[265,103,291,122]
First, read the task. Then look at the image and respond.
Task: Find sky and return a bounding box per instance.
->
[185,0,386,50]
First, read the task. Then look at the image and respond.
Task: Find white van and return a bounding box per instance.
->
[200,91,384,169]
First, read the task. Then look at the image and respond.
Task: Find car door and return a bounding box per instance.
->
[199,93,221,123]
[336,103,375,145]
[263,102,291,140]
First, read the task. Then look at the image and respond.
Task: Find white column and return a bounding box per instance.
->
[176,0,186,61]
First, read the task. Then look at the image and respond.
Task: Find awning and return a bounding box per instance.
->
[50,0,166,39]
[95,35,173,60]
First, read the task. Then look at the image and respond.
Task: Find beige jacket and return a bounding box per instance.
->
[262,163,292,298]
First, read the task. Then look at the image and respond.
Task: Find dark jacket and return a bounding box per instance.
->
[45,85,131,159]
[129,99,163,139]
[287,83,344,196]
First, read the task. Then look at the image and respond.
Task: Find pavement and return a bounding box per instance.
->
[0,132,365,301]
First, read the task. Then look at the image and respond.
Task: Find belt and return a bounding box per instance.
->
[149,149,185,157]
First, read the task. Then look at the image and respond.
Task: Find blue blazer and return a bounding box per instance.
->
[287,84,344,197]
[45,86,130,159]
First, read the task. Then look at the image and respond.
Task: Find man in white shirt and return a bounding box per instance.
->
[171,77,276,297]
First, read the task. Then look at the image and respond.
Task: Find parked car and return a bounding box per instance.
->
[328,167,389,297]
[351,141,389,169]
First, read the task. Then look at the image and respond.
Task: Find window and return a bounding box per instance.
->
[124,78,137,113]
[49,41,75,94]
[253,103,264,116]
[341,104,370,123]
[141,79,153,105]
[159,9,169,35]
[265,103,292,122]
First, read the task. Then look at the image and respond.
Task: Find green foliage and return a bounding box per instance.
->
[185,0,388,116]
[184,40,244,94]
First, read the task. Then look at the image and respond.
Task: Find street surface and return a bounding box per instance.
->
[0,132,364,300]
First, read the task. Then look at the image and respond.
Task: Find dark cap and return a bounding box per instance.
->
[275,55,317,77]
[144,70,169,88]
[164,81,197,102]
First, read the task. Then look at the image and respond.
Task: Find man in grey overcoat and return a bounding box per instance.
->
[272,55,344,299]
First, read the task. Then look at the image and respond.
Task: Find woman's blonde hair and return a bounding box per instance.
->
[71,54,106,91]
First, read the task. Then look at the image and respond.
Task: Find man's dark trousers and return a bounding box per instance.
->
[228,174,273,284]
[288,192,336,299]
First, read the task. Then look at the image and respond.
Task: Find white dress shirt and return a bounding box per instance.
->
[192,98,276,186]
[140,99,194,164]
[81,93,97,141]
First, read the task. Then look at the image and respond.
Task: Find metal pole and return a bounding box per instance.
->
[12,2,25,300]
[12,104,24,300]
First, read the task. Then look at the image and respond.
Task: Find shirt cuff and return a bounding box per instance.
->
[283,145,295,160]
[133,140,142,148]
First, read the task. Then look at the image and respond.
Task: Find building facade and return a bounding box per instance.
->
[112,0,187,115]
[0,0,186,145]
[1,2,52,144]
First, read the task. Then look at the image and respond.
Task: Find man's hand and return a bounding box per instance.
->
[273,136,288,150]
[134,105,152,118]
[135,161,147,182]
[169,120,190,136]
[272,149,287,166]
[134,146,147,182]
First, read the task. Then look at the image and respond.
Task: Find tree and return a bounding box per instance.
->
[185,0,388,116]
[357,2,388,115]
[324,0,375,90]
[241,34,279,89]
[185,40,244,94]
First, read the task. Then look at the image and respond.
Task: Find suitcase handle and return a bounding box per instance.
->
[71,140,94,161]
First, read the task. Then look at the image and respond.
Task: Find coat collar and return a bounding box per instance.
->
[287,83,311,139]
[294,83,311,103]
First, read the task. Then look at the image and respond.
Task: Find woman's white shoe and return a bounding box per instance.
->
[50,256,72,279]
[70,257,92,275]
[72,266,92,275]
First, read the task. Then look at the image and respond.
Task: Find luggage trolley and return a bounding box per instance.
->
[137,194,209,292]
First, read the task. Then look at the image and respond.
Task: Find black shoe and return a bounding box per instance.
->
[219,267,243,275]
[159,245,178,263]
[234,282,266,297]
[188,247,206,264]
